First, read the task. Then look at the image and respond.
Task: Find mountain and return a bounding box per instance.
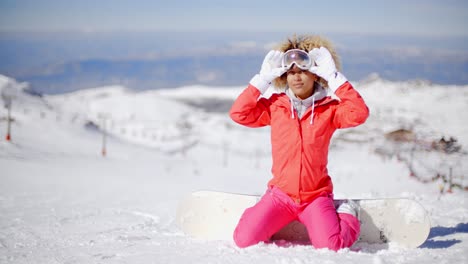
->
[1,74,467,263]
[11,48,468,94]
[1,32,467,94]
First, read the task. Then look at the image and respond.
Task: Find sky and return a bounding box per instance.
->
[0,0,467,37]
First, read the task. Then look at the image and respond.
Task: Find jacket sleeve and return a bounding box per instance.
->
[332,82,369,129]
[229,85,271,127]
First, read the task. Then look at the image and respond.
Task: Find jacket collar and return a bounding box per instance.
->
[278,83,337,105]
[279,83,339,123]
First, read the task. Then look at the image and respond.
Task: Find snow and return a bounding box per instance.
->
[1,74,468,263]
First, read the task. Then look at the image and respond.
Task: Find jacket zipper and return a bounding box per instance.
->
[297,115,303,204]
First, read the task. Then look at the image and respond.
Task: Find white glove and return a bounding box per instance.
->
[308,47,347,92]
[250,50,286,93]
[259,50,285,82]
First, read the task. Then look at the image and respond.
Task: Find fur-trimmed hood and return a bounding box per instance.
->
[273,34,340,89]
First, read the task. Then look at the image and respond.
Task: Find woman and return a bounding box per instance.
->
[229,35,369,250]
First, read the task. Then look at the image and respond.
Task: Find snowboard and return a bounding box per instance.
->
[176,191,431,248]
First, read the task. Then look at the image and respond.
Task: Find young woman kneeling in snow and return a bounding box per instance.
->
[229,35,369,251]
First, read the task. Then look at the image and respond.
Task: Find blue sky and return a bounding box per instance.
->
[1,0,467,36]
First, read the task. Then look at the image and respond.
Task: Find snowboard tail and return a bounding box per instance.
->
[176,191,431,248]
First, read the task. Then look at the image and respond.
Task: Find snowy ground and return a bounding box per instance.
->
[0,74,467,263]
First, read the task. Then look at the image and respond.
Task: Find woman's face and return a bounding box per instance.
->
[286,65,318,99]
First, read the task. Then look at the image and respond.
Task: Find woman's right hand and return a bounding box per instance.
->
[259,50,287,83]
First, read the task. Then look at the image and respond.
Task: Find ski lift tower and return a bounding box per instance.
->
[98,112,110,157]
[1,83,18,141]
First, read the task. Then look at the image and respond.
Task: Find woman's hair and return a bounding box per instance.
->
[273,34,341,89]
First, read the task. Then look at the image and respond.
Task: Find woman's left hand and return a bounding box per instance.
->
[308,47,338,82]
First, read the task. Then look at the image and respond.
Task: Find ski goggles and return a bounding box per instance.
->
[281,49,313,70]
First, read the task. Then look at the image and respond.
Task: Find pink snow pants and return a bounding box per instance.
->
[233,187,360,251]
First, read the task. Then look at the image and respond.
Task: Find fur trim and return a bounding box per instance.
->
[273,34,341,89]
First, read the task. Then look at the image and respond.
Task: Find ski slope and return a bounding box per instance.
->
[0,74,467,263]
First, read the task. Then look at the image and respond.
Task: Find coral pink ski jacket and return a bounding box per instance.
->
[230,82,369,203]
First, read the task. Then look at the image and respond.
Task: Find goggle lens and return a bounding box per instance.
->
[282,49,312,70]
